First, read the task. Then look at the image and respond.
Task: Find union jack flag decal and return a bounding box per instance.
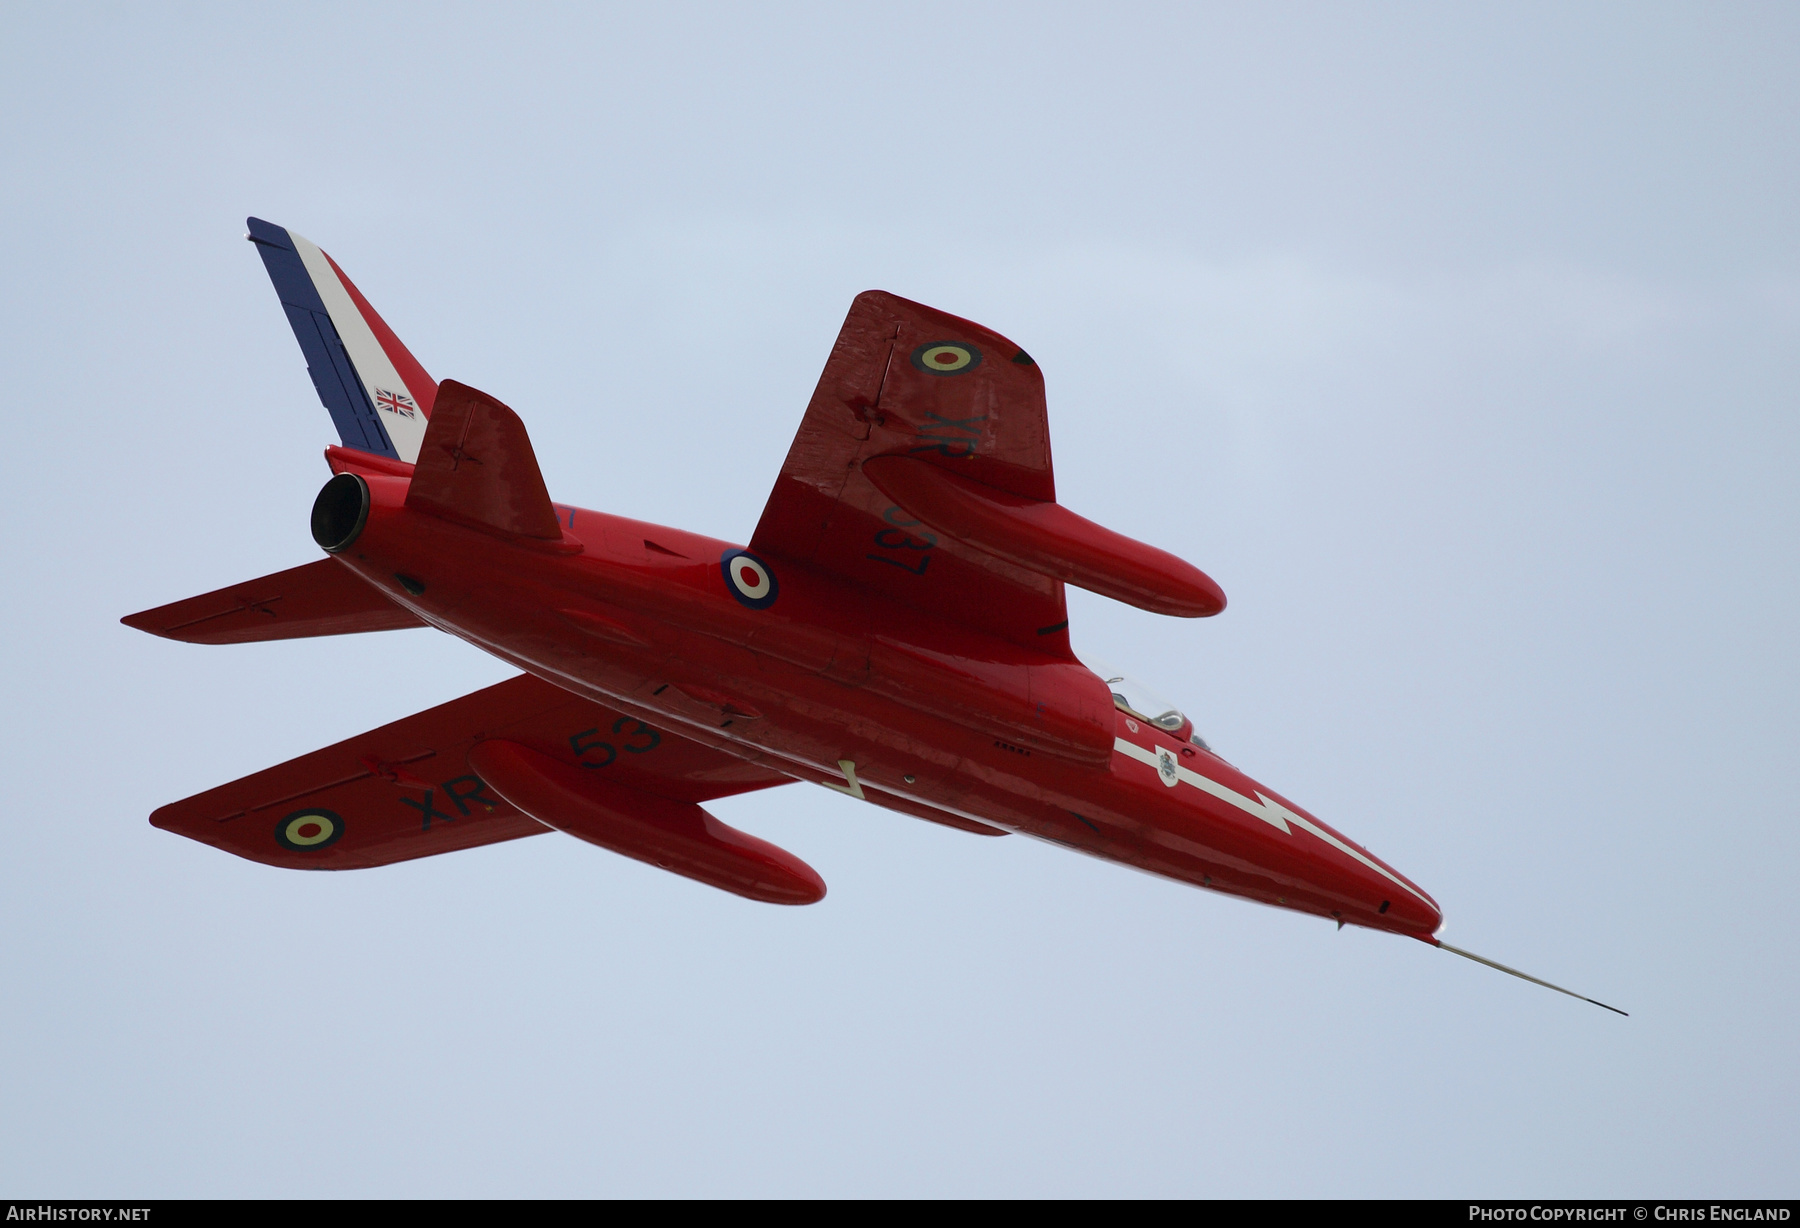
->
[373,387,418,418]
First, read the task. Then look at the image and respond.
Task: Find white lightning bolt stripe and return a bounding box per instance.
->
[1113,738,1434,908]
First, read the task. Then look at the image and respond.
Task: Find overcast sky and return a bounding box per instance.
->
[2,2,1796,1197]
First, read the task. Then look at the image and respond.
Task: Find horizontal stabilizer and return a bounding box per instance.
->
[405,380,567,541]
[863,454,1226,618]
[122,559,425,644]
[469,739,826,904]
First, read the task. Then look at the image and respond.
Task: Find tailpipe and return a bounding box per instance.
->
[311,472,370,553]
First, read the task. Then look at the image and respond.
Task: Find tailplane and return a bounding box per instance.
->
[245,217,437,464]
[122,559,425,645]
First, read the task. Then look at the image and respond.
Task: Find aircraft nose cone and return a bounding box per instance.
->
[1382,886,1442,936]
[1357,861,1441,936]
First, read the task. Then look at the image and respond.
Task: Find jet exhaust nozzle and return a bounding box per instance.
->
[311,472,371,553]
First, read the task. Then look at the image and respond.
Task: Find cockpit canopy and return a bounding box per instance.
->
[1080,656,1212,751]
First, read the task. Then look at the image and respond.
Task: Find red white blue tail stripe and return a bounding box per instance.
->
[246,217,437,464]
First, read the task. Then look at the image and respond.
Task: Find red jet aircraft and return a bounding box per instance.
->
[126,218,1622,1014]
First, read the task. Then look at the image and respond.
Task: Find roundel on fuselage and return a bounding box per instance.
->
[721,549,779,609]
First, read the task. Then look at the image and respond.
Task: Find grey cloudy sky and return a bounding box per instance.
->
[2,2,1795,1196]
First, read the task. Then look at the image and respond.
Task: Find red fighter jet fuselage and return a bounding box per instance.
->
[313,455,1440,934]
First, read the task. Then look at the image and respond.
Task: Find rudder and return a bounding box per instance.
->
[245,217,437,464]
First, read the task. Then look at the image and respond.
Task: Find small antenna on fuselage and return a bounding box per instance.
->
[1437,941,1628,1017]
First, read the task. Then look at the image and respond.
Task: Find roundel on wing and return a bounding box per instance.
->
[276,808,344,852]
[911,342,982,375]
[721,549,779,609]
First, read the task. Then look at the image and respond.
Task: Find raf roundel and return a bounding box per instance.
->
[275,808,344,852]
[911,341,982,376]
[722,549,779,609]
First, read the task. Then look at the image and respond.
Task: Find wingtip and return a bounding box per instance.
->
[120,609,160,635]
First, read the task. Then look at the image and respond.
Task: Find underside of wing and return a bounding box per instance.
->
[152,674,793,870]
[751,291,1072,651]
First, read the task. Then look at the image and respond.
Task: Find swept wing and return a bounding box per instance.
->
[153,674,793,871]
[751,291,1071,651]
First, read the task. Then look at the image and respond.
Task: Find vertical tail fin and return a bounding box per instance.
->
[245,217,437,464]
